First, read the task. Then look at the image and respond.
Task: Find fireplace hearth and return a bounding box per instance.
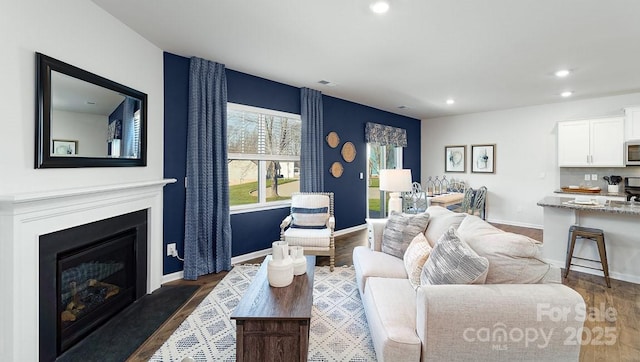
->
[39,210,147,360]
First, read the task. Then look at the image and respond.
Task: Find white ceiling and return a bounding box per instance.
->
[92,0,640,120]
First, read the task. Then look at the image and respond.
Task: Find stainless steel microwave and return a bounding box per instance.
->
[626,140,640,165]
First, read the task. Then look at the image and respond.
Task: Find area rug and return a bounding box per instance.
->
[149,265,376,361]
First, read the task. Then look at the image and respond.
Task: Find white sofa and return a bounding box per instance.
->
[354,206,585,362]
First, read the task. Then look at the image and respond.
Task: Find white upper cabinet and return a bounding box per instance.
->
[558,117,624,167]
[624,106,640,140]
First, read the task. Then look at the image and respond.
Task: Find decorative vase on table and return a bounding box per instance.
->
[290,246,307,276]
[268,241,294,287]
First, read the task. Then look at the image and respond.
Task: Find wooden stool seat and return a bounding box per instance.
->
[564,225,611,288]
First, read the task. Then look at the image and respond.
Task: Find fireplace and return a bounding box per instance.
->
[0,179,171,361]
[39,210,147,360]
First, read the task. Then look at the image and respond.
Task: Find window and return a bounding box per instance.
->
[227,103,301,210]
[130,109,141,158]
[366,143,403,218]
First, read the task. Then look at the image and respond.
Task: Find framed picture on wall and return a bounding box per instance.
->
[444,145,466,173]
[52,140,78,155]
[471,144,495,173]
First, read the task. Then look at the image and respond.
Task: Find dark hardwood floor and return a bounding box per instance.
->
[128,223,640,362]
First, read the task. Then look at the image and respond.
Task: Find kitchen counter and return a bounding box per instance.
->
[553,189,626,198]
[538,196,640,216]
[538,196,640,284]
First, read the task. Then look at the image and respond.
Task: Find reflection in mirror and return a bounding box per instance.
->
[36,53,147,168]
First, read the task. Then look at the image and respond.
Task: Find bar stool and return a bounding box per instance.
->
[564,225,611,288]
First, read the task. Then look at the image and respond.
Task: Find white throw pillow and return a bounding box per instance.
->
[403,233,432,289]
[421,227,489,285]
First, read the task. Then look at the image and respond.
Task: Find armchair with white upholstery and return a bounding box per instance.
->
[280,192,335,271]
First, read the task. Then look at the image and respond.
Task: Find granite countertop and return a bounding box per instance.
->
[538,196,640,216]
[553,189,626,197]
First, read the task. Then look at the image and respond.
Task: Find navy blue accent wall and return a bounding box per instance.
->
[162,51,420,275]
[163,52,190,274]
[227,69,300,114]
[322,96,421,230]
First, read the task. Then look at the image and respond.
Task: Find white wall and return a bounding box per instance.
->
[0,1,163,359]
[0,0,163,195]
[421,92,640,228]
[52,110,107,157]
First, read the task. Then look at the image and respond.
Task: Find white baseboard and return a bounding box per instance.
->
[231,248,271,264]
[545,258,640,285]
[161,270,184,284]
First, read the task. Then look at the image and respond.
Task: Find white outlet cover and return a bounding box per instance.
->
[584,174,590,180]
[591,174,598,181]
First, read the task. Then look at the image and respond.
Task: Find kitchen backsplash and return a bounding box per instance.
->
[560,167,640,188]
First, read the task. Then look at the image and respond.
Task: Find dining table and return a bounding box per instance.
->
[428,192,464,208]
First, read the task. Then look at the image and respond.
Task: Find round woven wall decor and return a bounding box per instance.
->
[329,162,344,178]
[326,131,340,148]
[341,142,356,162]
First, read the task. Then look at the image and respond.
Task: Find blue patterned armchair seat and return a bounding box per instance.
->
[280,192,335,271]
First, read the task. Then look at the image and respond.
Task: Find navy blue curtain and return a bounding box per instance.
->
[184,57,231,280]
[300,88,324,192]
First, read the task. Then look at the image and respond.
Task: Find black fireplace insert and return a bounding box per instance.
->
[39,210,147,361]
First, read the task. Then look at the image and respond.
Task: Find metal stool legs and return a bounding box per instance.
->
[564,225,611,288]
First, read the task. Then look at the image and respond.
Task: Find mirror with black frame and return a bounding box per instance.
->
[35,53,147,168]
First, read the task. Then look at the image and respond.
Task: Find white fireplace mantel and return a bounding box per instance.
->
[0,178,175,361]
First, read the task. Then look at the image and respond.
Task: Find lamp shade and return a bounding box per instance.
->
[379,169,413,192]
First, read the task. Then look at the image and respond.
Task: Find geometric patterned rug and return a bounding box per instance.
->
[149,265,376,361]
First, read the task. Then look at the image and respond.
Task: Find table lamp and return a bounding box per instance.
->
[379,169,413,215]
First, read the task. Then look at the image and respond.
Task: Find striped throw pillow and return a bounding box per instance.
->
[420,227,489,285]
[382,211,430,259]
[291,206,329,229]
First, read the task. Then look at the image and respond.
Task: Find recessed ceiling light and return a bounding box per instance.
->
[446,99,455,105]
[561,91,573,97]
[555,69,571,77]
[370,1,390,14]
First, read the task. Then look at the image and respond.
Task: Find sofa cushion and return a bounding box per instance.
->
[382,211,430,259]
[421,227,489,285]
[353,246,407,295]
[423,206,466,247]
[362,277,422,362]
[403,233,432,289]
[457,215,551,284]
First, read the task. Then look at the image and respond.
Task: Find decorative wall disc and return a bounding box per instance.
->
[326,131,340,148]
[341,142,356,162]
[329,162,344,178]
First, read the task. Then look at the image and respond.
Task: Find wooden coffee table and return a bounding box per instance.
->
[230,255,315,362]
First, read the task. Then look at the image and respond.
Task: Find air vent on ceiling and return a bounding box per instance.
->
[317,80,337,87]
